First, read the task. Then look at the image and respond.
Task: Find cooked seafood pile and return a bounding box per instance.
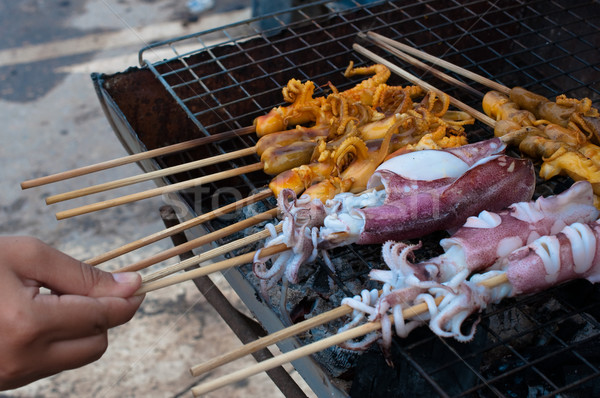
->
[255,62,474,203]
[248,66,600,355]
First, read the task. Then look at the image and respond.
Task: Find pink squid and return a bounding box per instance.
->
[255,138,536,293]
[426,217,600,342]
[341,181,599,348]
[318,138,535,247]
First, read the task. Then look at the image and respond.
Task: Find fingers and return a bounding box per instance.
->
[44,333,109,373]
[0,293,143,390]
[0,236,141,298]
[32,293,144,341]
[0,332,110,391]
[0,237,146,390]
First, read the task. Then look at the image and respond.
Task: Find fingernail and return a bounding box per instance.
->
[112,272,139,285]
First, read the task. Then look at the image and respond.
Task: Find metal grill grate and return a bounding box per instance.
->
[129,0,600,396]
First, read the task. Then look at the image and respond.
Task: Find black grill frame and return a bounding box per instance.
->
[131,1,600,396]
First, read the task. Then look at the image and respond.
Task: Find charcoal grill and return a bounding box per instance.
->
[92,0,600,396]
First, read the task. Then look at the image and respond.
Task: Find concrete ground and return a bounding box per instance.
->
[0,1,311,397]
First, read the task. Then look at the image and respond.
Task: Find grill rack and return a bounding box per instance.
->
[103,0,600,396]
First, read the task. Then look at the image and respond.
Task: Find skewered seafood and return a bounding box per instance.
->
[343,182,600,351]
[426,217,600,341]
[265,90,471,201]
[483,90,600,206]
[254,62,391,136]
[319,139,533,246]
[339,181,598,349]
[254,139,536,293]
[371,180,599,288]
[508,86,599,134]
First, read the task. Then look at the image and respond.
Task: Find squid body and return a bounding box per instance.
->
[256,138,536,290]
[341,181,599,348]
[320,137,536,247]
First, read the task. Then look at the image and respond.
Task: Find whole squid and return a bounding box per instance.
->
[425,217,600,342]
[319,138,535,247]
[341,181,599,350]
[254,138,536,291]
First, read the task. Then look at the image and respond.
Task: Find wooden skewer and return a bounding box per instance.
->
[20,125,255,189]
[55,162,264,220]
[46,147,257,204]
[188,273,510,378]
[359,33,484,98]
[187,268,512,377]
[353,43,495,128]
[189,299,355,377]
[134,243,290,295]
[139,184,383,282]
[190,274,511,396]
[190,294,449,396]
[115,207,280,273]
[86,189,272,265]
[142,223,283,283]
[366,32,511,95]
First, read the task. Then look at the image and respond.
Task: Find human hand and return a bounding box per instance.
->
[0,236,144,390]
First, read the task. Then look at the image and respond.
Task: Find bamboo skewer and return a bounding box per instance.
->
[142,223,283,283]
[115,207,280,273]
[358,33,484,98]
[190,275,509,396]
[190,295,448,396]
[366,32,510,95]
[46,147,257,205]
[136,184,382,284]
[189,300,355,377]
[134,242,290,295]
[86,189,272,265]
[20,125,255,189]
[55,162,264,220]
[353,43,496,128]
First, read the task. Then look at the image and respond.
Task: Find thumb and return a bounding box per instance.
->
[7,237,141,298]
[89,270,142,298]
[45,262,141,299]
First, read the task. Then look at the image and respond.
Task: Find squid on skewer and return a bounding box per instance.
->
[337,181,599,354]
[425,217,600,342]
[507,86,599,138]
[338,181,598,350]
[266,90,472,202]
[483,90,600,206]
[256,83,436,177]
[319,139,533,246]
[253,139,536,294]
[254,62,391,137]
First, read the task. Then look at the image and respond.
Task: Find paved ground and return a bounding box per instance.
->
[0,1,311,397]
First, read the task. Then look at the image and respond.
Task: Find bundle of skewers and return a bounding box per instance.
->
[20,31,600,396]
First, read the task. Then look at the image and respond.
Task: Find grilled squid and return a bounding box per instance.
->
[484,90,600,207]
[254,138,535,294]
[340,182,600,348]
[320,139,534,247]
[254,79,326,136]
[509,86,599,130]
[254,62,391,136]
[425,218,600,341]
[351,182,598,346]
[424,180,599,282]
